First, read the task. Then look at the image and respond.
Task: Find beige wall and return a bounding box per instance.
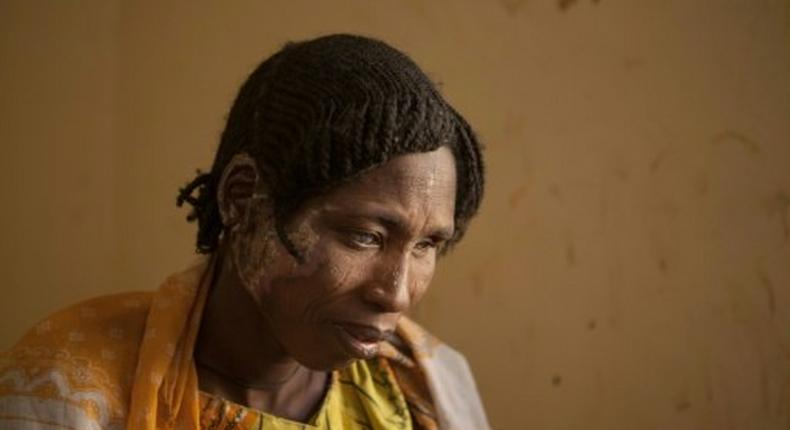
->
[2,1,789,428]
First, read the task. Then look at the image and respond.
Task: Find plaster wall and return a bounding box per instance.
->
[2,1,789,428]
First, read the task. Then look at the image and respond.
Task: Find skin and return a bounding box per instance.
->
[194,146,457,422]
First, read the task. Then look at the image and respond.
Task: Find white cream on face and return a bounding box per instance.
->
[232,202,328,299]
[229,194,279,293]
[230,147,456,304]
[215,146,458,372]
[286,208,321,260]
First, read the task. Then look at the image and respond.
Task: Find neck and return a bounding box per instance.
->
[194,248,328,421]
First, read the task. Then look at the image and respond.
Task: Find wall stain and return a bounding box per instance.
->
[551,374,563,386]
[756,270,776,319]
[675,400,692,412]
[764,191,790,243]
[549,183,563,200]
[675,384,691,412]
[711,130,761,154]
[558,0,579,11]
[500,0,528,16]
[613,166,629,182]
[658,257,668,274]
[559,0,600,12]
[696,172,709,196]
[649,148,670,174]
[587,319,597,331]
[509,185,528,209]
[622,56,645,70]
[566,241,577,267]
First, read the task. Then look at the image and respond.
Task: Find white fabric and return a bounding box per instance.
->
[421,344,491,430]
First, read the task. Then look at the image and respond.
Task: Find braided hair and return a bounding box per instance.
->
[177,34,484,257]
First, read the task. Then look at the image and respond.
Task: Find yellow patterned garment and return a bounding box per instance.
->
[0,259,490,430]
[198,360,411,430]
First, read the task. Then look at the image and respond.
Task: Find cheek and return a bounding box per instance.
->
[231,223,279,295]
[265,241,360,318]
[327,260,353,291]
[409,257,436,305]
[287,209,322,256]
[234,208,325,304]
[320,244,371,294]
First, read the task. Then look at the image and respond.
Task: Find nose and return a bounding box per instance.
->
[363,254,412,313]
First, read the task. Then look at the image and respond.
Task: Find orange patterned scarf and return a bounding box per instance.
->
[0,259,489,430]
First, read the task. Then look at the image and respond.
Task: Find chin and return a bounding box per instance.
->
[281,324,367,371]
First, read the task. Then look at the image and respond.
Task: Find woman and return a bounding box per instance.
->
[0,34,489,430]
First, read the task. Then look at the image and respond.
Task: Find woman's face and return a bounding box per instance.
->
[232,146,457,370]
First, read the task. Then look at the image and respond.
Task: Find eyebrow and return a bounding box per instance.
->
[345,210,455,240]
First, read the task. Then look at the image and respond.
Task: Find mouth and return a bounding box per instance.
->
[331,322,389,360]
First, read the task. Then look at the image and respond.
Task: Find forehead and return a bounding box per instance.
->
[354,146,456,190]
[313,146,457,223]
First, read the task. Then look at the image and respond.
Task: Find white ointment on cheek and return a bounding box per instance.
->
[231,202,328,296]
[286,208,321,262]
[229,194,280,293]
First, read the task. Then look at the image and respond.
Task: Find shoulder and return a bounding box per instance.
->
[4,291,154,364]
[0,291,153,430]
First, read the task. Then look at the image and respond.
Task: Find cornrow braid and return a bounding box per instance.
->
[176,171,221,253]
[177,34,485,257]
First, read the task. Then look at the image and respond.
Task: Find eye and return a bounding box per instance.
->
[413,238,439,255]
[346,230,382,249]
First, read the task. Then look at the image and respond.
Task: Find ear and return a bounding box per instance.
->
[217,153,264,228]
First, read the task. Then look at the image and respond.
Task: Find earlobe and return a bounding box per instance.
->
[217,153,262,227]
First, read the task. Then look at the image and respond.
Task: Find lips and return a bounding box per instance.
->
[337,322,388,342]
[331,322,389,360]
